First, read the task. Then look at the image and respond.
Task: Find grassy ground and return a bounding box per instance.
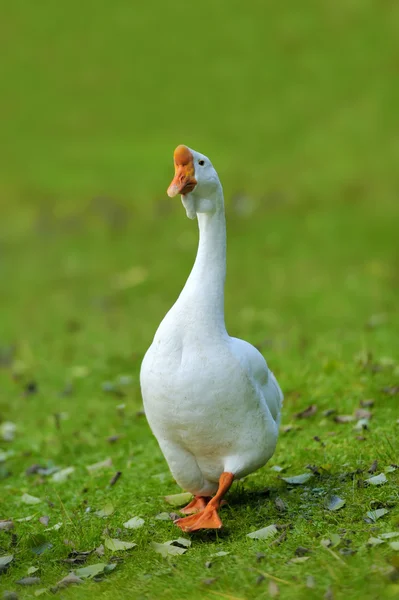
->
[1,1,399,598]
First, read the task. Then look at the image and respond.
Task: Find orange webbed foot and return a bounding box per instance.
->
[180,496,210,515]
[174,505,223,532]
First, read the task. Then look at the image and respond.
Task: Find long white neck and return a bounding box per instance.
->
[176,190,227,336]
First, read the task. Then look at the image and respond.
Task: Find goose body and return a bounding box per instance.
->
[140,145,283,529]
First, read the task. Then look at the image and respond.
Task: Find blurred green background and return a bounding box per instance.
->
[1,0,398,347]
[1,2,399,598]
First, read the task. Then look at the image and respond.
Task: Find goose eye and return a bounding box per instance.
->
[198,160,205,166]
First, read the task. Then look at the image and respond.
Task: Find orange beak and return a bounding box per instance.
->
[167,145,197,197]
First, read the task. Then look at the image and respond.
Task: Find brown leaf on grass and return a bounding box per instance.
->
[322,409,336,417]
[306,576,315,588]
[355,409,372,420]
[16,577,41,585]
[366,473,387,486]
[274,497,287,512]
[334,415,354,424]
[155,512,172,521]
[281,424,302,433]
[353,418,370,431]
[74,563,116,579]
[164,492,193,506]
[94,503,114,517]
[202,578,218,585]
[368,460,378,474]
[62,550,93,565]
[109,471,122,487]
[0,555,14,573]
[269,530,287,547]
[25,464,45,476]
[104,538,136,552]
[324,586,334,600]
[151,541,187,557]
[268,580,280,597]
[247,524,278,540]
[3,592,19,600]
[326,496,346,511]
[360,399,374,407]
[289,557,310,564]
[295,547,310,556]
[39,516,49,527]
[55,573,83,588]
[382,386,399,395]
[256,552,265,562]
[281,473,313,485]
[0,520,14,531]
[294,405,317,419]
[87,458,113,472]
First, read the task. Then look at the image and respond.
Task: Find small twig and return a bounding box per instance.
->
[109,471,122,487]
[257,571,294,586]
[209,592,246,600]
[269,530,287,546]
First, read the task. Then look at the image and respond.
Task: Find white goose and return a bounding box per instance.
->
[140,145,283,532]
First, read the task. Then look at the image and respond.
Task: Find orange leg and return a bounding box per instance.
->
[180,496,210,515]
[174,472,234,532]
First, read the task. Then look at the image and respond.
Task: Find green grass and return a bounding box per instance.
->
[1,0,399,598]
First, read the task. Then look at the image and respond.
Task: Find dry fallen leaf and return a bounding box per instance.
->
[51,466,75,483]
[366,508,389,522]
[355,409,372,420]
[268,580,280,597]
[380,532,399,539]
[164,492,193,506]
[104,538,136,552]
[0,520,14,531]
[326,496,346,511]
[247,524,278,540]
[87,458,113,472]
[0,421,16,441]
[360,399,374,407]
[366,473,387,486]
[123,516,144,529]
[151,541,187,557]
[0,555,14,573]
[294,404,317,419]
[94,503,114,518]
[165,537,191,548]
[281,473,313,485]
[55,573,83,588]
[334,415,355,424]
[289,556,310,564]
[367,537,385,546]
[21,493,42,505]
[17,577,41,586]
[155,512,171,521]
[368,460,378,474]
[45,522,62,531]
[74,563,116,579]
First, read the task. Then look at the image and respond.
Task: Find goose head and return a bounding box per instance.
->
[167,145,222,219]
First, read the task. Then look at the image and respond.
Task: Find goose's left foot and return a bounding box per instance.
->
[180,496,210,515]
[174,472,234,532]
